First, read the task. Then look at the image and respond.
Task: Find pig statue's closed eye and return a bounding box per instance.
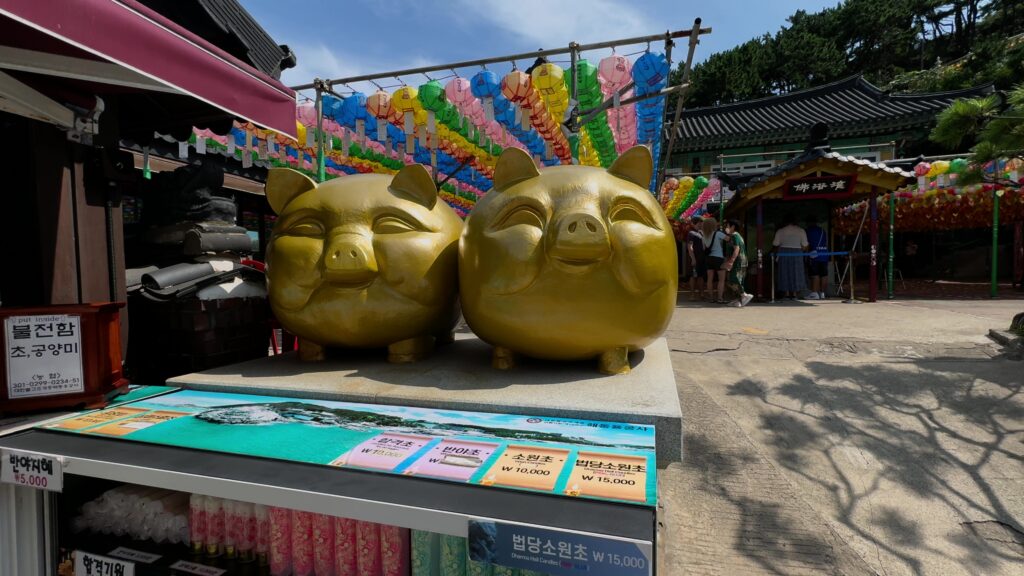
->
[459,146,678,375]
[264,164,463,362]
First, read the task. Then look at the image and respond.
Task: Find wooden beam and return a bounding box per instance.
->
[0,70,74,127]
[0,46,179,94]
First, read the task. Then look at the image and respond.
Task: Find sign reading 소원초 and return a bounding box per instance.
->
[4,314,84,399]
[1,448,63,492]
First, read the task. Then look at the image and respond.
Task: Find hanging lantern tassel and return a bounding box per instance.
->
[196,134,207,155]
[342,130,351,157]
[227,135,236,156]
[431,148,438,175]
[142,147,151,180]
[242,130,253,168]
[513,104,522,129]
[427,110,436,134]
[356,119,366,145]
[484,97,494,122]
[305,127,315,148]
[404,111,415,152]
[417,125,427,148]
[178,139,189,160]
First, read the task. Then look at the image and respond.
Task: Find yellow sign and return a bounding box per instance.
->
[479,445,569,491]
[85,410,191,437]
[564,451,648,502]
[45,407,148,431]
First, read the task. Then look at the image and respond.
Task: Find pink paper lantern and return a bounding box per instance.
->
[445,78,474,106]
[297,102,317,126]
[599,55,633,91]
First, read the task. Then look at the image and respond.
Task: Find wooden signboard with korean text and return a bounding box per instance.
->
[783,175,857,201]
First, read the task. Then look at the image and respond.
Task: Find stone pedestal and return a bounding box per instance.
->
[168,334,682,464]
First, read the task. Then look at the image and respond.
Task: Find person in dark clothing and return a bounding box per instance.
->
[686,216,707,301]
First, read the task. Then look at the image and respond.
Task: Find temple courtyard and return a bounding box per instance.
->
[661,296,1024,575]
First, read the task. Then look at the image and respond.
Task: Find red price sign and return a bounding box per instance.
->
[1,448,63,492]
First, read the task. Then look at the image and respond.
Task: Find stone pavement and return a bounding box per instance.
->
[660,296,1024,576]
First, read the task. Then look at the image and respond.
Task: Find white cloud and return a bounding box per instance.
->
[282,43,446,96]
[450,0,656,49]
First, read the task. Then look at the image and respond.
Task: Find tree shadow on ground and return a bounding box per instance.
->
[680,432,855,575]
[725,356,1024,575]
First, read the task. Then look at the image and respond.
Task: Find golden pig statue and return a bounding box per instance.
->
[460,146,677,375]
[265,165,463,362]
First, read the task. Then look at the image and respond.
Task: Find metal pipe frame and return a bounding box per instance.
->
[292,24,711,91]
[657,18,703,192]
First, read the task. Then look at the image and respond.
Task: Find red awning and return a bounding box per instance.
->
[0,0,296,138]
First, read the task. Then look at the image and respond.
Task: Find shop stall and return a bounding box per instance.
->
[1,385,660,576]
[721,146,912,301]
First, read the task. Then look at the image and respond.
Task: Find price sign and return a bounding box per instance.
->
[168,560,226,575]
[564,452,648,502]
[4,314,84,399]
[1,448,63,492]
[74,551,135,576]
[479,446,568,491]
[468,520,652,576]
[108,547,161,564]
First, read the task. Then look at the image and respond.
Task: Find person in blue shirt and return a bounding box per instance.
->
[805,218,830,299]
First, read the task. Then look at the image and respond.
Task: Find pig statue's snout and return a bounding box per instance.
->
[550,213,610,265]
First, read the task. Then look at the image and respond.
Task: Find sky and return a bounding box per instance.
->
[239,0,841,101]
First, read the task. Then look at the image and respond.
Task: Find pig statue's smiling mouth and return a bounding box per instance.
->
[324,278,375,290]
[551,256,604,274]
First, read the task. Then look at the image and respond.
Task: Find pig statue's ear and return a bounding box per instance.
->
[390,163,437,209]
[608,145,653,189]
[265,168,317,214]
[492,147,540,191]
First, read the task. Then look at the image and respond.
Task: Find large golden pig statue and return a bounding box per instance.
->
[460,146,677,375]
[265,165,463,362]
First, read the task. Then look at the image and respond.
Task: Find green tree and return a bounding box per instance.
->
[678,0,1022,108]
[931,84,1024,184]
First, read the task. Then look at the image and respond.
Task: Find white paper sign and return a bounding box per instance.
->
[75,551,134,576]
[4,315,84,399]
[169,560,226,576]
[108,547,161,564]
[1,448,63,491]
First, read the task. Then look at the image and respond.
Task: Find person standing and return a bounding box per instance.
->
[805,218,829,299]
[723,219,754,307]
[686,216,707,301]
[702,217,729,303]
[773,213,809,299]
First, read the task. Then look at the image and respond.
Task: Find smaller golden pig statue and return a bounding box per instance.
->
[459,146,678,375]
[265,165,463,362]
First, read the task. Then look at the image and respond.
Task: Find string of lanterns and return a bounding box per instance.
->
[172,49,678,217]
[835,158,1024,233]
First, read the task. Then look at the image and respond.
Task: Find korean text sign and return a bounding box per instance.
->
[4,314,84,399]
[468,520,652,576]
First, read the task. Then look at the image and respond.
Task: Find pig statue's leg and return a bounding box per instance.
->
[598,347,630,375]
[298,338,325,362]
[388,336,433,363]
[492,346,516,370]
[434,331,455,346]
